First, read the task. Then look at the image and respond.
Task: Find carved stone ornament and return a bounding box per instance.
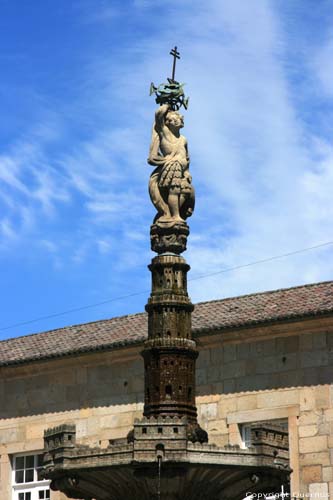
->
[148,47,194,250]
[148,104,195,231]
[50,477,84,499]
[150,221,189,254]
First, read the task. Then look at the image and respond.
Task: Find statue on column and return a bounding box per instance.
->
[148,103,195,224]
[148,48,194,254]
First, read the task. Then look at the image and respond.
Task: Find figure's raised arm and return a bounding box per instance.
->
[154,104,170,132]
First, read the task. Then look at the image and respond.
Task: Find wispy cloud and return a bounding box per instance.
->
[313,35,333,97]
[0,128,71,250]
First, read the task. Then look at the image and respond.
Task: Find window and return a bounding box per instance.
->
[240,424,252,448]
[240,419,288,449]
[12,453,50,500]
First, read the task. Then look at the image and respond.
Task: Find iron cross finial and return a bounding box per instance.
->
[150,46,188,110]
[170,46,180,81]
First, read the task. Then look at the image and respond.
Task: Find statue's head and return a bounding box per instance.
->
[165,110,184,131]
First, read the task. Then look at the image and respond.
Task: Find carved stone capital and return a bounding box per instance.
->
[150,222,189,254]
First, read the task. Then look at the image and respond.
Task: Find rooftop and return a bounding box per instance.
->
[1,280,332,367]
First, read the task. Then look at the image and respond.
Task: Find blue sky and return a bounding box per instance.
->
[1,0,333,340]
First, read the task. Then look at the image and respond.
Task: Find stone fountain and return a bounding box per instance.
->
[43,48,290,500]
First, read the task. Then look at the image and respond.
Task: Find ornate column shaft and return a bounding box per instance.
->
[143,254,197,420]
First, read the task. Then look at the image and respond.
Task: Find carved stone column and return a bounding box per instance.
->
[142,251,207,442]
[144,254,196,410]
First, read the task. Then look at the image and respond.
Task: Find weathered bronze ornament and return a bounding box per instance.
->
[150,46,189,111]
[150,80,189,111]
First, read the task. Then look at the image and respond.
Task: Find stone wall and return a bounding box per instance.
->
[0,316,332,500]
[196,317,333,499]
[0,346,144,500]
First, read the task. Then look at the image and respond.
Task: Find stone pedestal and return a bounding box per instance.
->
[150,222,189,255]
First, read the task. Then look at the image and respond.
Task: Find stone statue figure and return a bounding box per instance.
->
[148,103,195,225]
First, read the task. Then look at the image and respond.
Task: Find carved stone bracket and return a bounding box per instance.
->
[150,222,189,254]
[50,477,83,499]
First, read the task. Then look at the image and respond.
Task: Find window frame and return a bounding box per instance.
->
[12,452,50,500]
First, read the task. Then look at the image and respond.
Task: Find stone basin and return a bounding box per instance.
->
[43,418,290,500]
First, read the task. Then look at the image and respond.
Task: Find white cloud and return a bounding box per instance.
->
[78,0,120,24]
[0,218,17,241]
[97,239,111,254]
[0,133,71,248]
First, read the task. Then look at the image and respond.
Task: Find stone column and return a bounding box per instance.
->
[143,254,197,420]
[141,227,207,442]
[139,74,207,442]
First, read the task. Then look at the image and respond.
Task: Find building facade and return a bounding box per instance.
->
[0,280,332,500]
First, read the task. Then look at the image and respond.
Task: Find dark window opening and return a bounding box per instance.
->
[165,385,172,399]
